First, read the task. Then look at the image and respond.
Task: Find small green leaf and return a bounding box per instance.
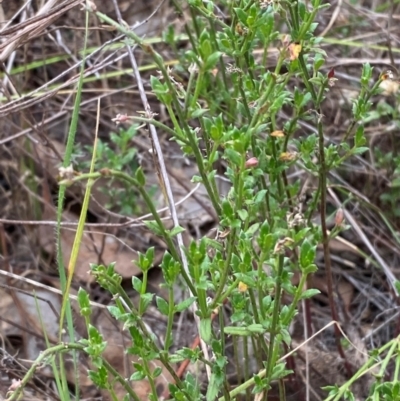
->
[308,76,323,85]
[224,148,242,166]
[298,2,307,19]
[206,372,220,401]
[300,239,315,269]
[170,225,186,237]
[204,51,222,70]
[224,326,251,336]
[237,209,248,221]
[353,146,369,155]
[175,296,196,312]
[354,125,366,146]
[200,38,212,61]
[156,296,170,316]
[300,288,320,299]
[254,190,267,203]
[271,362,292,380]
[395,281,400,296]
[89,366,108,389]
[191,175,203,183]
[144,220,163,236]
[135,167,146,186]
[139,293,153,313]
[132,276,142,293]
[302,263,318,274]
[246,223,259,236]
[313,54,325,71]
[234,8,248,25]
[77,287,91,318]
[222,199,234,219]
[270,92,290,113]
[108,305,123,320]
[361,63,372,86]
[130,371,146,381]
[145,247,155,266]
[200,317,212,343]
[168,354,186,363]
[247,324,264,334]
[191,108,209,118]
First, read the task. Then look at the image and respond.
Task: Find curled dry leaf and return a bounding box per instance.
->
[379,79,399,96]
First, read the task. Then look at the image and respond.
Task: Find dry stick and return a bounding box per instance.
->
[0,269,106,308]
[108,1,211,381]
[1,4,28,91]
[0,183,201,232]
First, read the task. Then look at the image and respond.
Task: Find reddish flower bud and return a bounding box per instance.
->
[335,208,345,226]
[245,157,259,168]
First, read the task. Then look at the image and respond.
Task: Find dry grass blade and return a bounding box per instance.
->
[328,188,398,293]
[0,0,82,61]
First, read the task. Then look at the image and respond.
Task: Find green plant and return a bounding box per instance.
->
[7,1,398,401]
[74,123,149,215]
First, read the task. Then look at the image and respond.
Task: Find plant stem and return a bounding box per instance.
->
[316,118,352,377]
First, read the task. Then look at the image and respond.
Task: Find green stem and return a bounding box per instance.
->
[128,116,186,141]
[190,69,204,110]
[141,357,160,401]
[316,116,352,376]
[6,343,85,401]
[282,272,308,326]
[264,255,285,386]
[139,268,148,316]
[211,228,236,309]
[327,339,396,401]
[164,287,175,351]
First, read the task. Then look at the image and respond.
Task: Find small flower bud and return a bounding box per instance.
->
[58,164,74,181]
[279,152,297,161]
[238,282,248,293]
[271,130,285,137]
[245,157,259,168]
[112,113,130,125]
[335,208,345,226]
